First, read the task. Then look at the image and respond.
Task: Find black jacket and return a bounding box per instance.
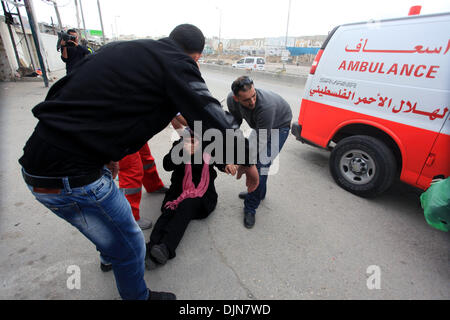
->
[61,45,90,74]
[23,38,249,172]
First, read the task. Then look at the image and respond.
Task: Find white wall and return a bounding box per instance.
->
[0,21,18,80]
[0,20,65,81]
[39,33,65,72]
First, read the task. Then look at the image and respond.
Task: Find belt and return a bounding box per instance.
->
[22,169,103,189]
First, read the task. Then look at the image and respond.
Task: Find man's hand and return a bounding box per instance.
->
[236,165,259,193]
[106,161,119,179]
[224,164,237,176]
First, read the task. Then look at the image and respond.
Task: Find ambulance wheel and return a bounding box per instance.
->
[329,135,397,197]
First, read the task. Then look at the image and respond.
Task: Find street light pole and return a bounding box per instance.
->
[23,0,49,87]
[97,0,106,44]
[218,8,221,51]
[114,15,120,40]
[216,6,222,61]
[50,0,62,30]
[79,0,88,40]
[74,0,81,30]
[283,0,292,71]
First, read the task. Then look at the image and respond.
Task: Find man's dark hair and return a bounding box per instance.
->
[231,76,254,96]
[67,29,77,35]
[169,24,205,54]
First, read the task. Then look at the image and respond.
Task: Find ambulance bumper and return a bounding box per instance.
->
[291,122,302,140]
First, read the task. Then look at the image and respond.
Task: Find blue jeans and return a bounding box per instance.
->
[23,167,149,300]
[244,127,290,215]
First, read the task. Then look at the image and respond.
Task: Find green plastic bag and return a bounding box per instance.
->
[420,177,450,232]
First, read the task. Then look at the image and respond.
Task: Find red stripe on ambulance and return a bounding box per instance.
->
[299,99,450,189]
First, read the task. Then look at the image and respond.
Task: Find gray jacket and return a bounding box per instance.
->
[226,88,292,130]
[227,88,292,160]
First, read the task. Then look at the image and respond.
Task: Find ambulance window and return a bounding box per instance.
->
[245,58,254,64]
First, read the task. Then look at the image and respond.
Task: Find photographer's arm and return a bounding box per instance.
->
[60,40,68,61]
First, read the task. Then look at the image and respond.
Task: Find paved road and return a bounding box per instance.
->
[0,69,448,300]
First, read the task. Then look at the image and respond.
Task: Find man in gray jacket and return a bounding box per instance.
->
[227,76,292,228]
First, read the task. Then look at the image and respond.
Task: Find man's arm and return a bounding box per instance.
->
[226,94,243,127]
[165,59,246,154]
[165,58,259,192]
[171,113,188,129]
[105,161,119,179]
[80,45,91,56]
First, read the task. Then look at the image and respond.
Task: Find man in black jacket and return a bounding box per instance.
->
[60,29,90,74]
[19,24,258,300]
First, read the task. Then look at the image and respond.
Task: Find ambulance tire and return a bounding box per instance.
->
[329,135,397,198]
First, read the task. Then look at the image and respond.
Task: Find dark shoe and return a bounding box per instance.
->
[145,254,159,270]
[150,243,169,265]
[239,191,265,200]
[244,211,255,229]
[238,191,248,199]
[100,262,113,272]
[152,186,169,194]
[147,289,176,300]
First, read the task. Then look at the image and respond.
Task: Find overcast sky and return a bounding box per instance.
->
[9,0,450,39]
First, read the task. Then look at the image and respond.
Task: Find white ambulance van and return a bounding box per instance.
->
[291,11,450,197]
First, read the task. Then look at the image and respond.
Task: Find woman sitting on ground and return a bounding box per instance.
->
[145,129,236,269]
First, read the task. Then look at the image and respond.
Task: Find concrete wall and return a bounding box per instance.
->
[0,21,18,81]
[0,20,64,81]
[39,32,65,73]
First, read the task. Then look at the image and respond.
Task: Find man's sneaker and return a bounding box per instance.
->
[152,186,169,194]
[150,243,169,265]
[147,289,176,300]
[238,191,247,199]
[239,191,265,201]
[244,211,255,229]
[100,262,113,272]
[136,218,153,230]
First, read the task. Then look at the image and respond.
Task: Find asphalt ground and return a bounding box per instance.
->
[0,67,448,300]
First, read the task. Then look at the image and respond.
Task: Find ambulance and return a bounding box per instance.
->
[291,9,450,197]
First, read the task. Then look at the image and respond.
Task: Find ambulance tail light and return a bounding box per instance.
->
[309,25,339,75]
[310,49,324,75]
[408,6,421,16]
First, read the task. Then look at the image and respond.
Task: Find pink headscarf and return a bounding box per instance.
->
[164,153,211,210]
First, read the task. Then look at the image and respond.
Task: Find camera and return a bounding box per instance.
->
[57,31,77,51]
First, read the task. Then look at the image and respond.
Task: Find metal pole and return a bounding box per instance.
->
[97,0,106,44]
[15,4,36,70]
[52,0,62,29]
[1,0,22,70]
[216,6,221,55]
[283,0,291,71]
[114,16,119,40]
[218,9,221,52]
[23,0,49,87]
[74,0,81,30]
[78,0,88,40]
